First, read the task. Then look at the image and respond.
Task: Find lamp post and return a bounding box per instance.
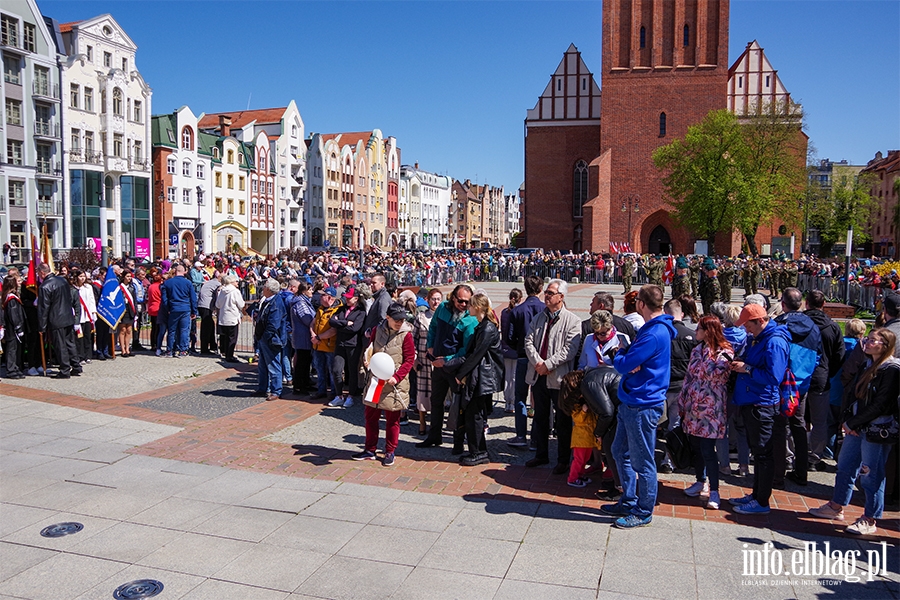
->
[100,187,108,268]
[158,189,165,261]
[622,194,639,251]
[196,185,202,256]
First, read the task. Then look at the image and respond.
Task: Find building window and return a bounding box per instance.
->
[239,200,245,215]
[197,189,204,205]
[133,100,142,123]
[23,23,35,52]
[70,129,81,152]
[182,161,191,177]
[113,134,123,157]
[227,174,234,189]
[765,75,770,87]
[196,163,204,179]
[573,159,588,218]
[5,98,21,125]
[183,189,191,204]
[268,181,273,195]
[228,198,234,213]
[181,127,193,150]
[84,87,93,112]
[103,51,111,67]
[212,147,219,159]
[1,15,18,48]
[9,180,25,206]
[85,131,94,154]
[683,24,689,47]
[239,176,245,191]
[252,180,258,193]
[70,84,80,108]
[112,88,122,115]
[167,187,176,203]
[215,197,222,213]
[7,140,24,165]
[167,157,176,174]
[215,172,222,187]
[659,112,667,137]
[227,150,234,164]
[86,45,93,61]
[640,26,646,49]
[3,53,20,84]
[121,57,127,71]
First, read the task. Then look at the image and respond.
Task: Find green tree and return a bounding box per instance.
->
[808,171,876,255]
[652,109,747,256]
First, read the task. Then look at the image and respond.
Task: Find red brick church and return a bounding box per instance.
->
[524,0,803,256]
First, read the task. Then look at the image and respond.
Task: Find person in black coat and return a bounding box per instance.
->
[447,293,504,466]
[329,287,367,404]
[2,275,27,378]
[37,263,81,378]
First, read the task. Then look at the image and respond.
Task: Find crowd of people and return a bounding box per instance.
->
[1,246,897,535]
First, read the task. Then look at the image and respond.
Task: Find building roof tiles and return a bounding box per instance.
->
[198,107,287,131]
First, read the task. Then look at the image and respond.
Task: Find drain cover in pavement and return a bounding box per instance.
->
[113,580,164,599]
[40,522,83,537]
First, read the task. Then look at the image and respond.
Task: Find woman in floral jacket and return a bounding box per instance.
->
[678,315,733,510]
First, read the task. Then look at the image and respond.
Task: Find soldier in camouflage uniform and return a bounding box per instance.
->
[699,257,721,315]
[689,258,700,297]
[742,261,753,296]
[747,260,759,294]
[648,256,664,287]
[769,262,781,299]
[672,256,691,299]
[622,255,634,294]
[785,260,799,289]
[718,259,734,303]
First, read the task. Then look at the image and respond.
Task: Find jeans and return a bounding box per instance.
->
[312,350,336,396]
[611,402,665,519]
[717,396,751,469]
[832,433,891,519]
[282,345,293,382]
[807,390,831,462]
[742,403,776,507]
[514,358,530,438]
[256,341,283,396]
[532,375,572,466]
[690,434,720,491]
[425,368,454,444]
[168,311,191,354]
[503,358,517,409]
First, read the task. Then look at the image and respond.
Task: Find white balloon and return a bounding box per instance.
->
[369,352,395,380]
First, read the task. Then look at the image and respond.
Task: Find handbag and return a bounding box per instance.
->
[864,415,899,445]
[779,366,800,418]
[664,425,693,470]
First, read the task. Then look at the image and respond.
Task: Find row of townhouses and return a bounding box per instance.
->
[1,2,520,260]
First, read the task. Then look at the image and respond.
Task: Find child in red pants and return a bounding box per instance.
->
[559,371,600,488]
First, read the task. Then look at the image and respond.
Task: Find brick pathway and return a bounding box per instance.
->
[2,365,896,545]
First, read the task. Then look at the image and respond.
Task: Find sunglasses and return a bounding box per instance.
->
[544,291,561,297]
[455,298,469,305]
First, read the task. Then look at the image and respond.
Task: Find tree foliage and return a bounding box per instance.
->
[653,103,807,255]
[808,170,877,255]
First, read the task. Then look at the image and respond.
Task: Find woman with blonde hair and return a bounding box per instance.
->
[809,328,900,535]
[446,292,504,466]
[500,288,523,413]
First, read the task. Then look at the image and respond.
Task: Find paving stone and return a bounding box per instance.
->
[9,481,113,512]
[0,474,56,502]
[73,564,205,600]
[443,506,534,542]
[395,490,469,509]
[419,534,520,578]
[175,469,281,504]
[212,543,329,592]
[524,515,610,550]
[337,524,439,566]
[600,555,697,600]
[17,456,102,481]
[169,578,290,599]
[333,481,404,501]
[68,442,133,464]
[1,512,120,552]
[295,555,412,600]
[494,579,601,600]
[606,515,695,564]
[507,541,603,588]
[0,552,127,600]
[0,504,57,538]
[370,500,462,533]
[300,492,393,524]
[130,496,229,530]
[239,487,325,514]
[68,521,180,563]
[391,566,502,599]
[191,505,294,542]
[0,542,57,583]
[136,531,255,577]
[135,384,264,419]
[268,476,341,494]
[262,515,365,554]
[65,487,169,521]
[0,450,57,474]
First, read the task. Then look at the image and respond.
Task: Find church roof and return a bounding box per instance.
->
[526,44,601,124]
[727,41,801,117]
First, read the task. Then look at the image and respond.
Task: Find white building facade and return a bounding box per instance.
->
[400,164,450,249]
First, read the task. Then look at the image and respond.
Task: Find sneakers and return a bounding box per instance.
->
[382,452,395,467]
[706,491,720,510]
[567,477,591,488]
[600,502,631,517]
[595,487,623,501]
[728,494,754,507]
[684,481,710,497]
[342,397,354,408]
[461,453,489,467]
[733,499,770,515]
[27,367,39,376]
[808,502,845,521]
[507,436,528,448]
[351,450,377,461]
[614,514,652,529]
[328,396,343,407]
[845,517,876,536]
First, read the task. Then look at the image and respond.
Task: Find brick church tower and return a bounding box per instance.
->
[599,0,730,255]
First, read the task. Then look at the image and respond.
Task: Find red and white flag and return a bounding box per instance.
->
[609,242,619,254]
[663,255,675,285]
[364,376,386,406]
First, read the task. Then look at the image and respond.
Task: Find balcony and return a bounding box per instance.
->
[70,150,103,165]
[35,159,62,179]
[34,120,60,140]
[130,157,151,172]
[32,82,60,102]
[37,198,63,215]
[0,34,26,55]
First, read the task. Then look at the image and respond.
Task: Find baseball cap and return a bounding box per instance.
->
[342,287,356,299]
[323,287,337,297]
[386,303,408,320]
[884,293,900,314]
[734,304,768,327]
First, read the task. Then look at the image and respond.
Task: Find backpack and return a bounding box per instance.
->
[779,361,800,417]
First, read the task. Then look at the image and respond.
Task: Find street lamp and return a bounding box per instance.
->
[622,194,639,251]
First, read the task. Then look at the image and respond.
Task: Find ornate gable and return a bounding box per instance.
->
[728,41,800,117]
[526,43,601,125]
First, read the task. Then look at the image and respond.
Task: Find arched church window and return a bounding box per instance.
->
[640,27,646,49]
[683,24,690,47]
[573,160,588,218]
[659,112,667,137]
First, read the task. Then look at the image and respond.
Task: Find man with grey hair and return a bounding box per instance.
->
[254,278,287,400]
[524,278,581,472]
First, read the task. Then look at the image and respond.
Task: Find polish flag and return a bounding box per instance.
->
[663,255,675,285]
[609,242,618,254]
[364,377,387,406]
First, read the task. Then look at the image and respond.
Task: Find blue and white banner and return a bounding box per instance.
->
[96,266,125,329]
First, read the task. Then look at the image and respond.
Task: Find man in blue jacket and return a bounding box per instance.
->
[729,303,791,515]
[602,285,676,529]
[255,278,287,400]
[162,264,197,357]
[506,275,545,447]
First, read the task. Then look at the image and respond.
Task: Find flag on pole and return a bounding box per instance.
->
[609,242,619,254]
[41,222,55,274]
[25,223,40,291]
[96,266,125,329]
[663,255,675,285]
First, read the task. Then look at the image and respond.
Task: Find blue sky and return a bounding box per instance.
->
[41,0,899,193]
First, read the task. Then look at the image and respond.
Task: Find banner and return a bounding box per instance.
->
[96,266,125,329]
[25,224,40,291]
[135,238,150,259]
[87,237,103,261]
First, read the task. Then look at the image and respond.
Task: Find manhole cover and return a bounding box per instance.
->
[40,522,84,537]
[113,580,164,599]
